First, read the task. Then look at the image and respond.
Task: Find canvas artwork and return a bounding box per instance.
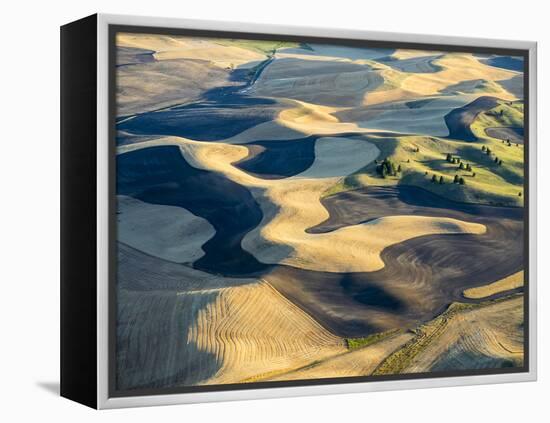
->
[114,32,526,394]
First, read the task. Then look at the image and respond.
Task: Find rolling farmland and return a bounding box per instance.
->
[114,32,525,392]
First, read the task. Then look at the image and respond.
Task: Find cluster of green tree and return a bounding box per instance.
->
[446,153,473,172]
[502,139,520,147]
[445,153,458,164]
[459,162,472,171]
[453,175,465,185]
[430,174,445,184]
[376,158,401,178]
[427,173,468,185]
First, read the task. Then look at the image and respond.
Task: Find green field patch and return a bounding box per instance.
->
[457,144,523,187]
[346,329,402,351]
[323,132,523,206]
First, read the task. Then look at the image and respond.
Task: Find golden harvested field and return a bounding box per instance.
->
[464,271,524,299]
[190,281,347,384]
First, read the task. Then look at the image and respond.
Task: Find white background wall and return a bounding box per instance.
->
[0,0,547,420]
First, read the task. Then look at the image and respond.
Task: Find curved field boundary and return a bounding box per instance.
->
[117,195,215,264]
[233,136,318,179]
[444,96,500,141]
[463,271,524,299]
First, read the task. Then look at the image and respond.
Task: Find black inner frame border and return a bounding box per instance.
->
[108,23,530,399]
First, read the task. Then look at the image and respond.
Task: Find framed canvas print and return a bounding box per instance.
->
[60,13,537,409]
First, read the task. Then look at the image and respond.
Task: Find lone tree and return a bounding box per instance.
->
[431,174,437,183]
[397,164,402,173]
[439,175,444,184]
[446,153,453,163]
[519,192,522,197]
[459,162,465,170]
[466,163,472,172]
[482,145,486,152]
[425,171,428,175]
[459,177,465,185]
[498,159,503,166]
[494,156,499,163]
[472,172,476,177]
[454,175,459,184]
